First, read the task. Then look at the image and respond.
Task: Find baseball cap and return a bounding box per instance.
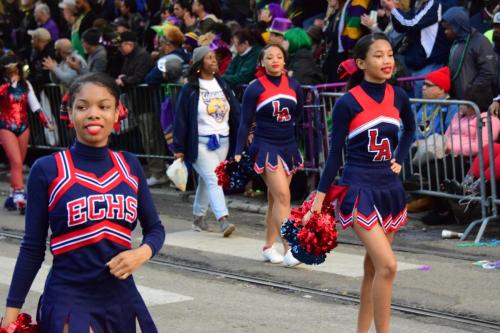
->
[28,28,51,42]
[494,12,500,24]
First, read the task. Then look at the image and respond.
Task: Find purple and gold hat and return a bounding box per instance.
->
[267,17,293,36]
[184,31,199,49]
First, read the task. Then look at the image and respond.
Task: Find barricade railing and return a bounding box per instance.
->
[319,91,498,242]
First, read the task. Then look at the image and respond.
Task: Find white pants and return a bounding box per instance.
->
[192,136,229,220]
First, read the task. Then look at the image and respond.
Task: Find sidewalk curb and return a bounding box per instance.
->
[149,187,268,215]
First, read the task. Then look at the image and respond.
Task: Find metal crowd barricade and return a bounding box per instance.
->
[320,91,496,242]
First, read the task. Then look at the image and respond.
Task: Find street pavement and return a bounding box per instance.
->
[0,178,499,332]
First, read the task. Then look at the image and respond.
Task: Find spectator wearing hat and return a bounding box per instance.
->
[145,25,190,85]
[34,3,60,41]
[267,17,292,46]
[442,6,497,112]
[158,55,183,83]
[258,3,287,43]
[284,27,324,85]
[42,38,87,87]
[27,28,55,86]
[222,28,263,89]
[67,28,107,73]
[183,31,200,54]
[116,31,154,87]
[415,67,458,141]
[173,46,240,236]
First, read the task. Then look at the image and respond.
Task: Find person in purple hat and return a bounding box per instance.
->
[268,17,293,46]
[259,4,289,43]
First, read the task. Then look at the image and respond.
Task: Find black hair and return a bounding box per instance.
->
[122,0,137,13]
[68,72,120,107]
[209,23,232,44]
[346,33,392,90]
[174,0,191,10]
[233,28,256,46]
[257,43,288,66]
[195,0,222,19]
[186,61,202,85]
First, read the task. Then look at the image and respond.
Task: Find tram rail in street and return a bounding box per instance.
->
[1,230,499,331]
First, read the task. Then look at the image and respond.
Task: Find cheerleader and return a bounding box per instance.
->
[304,33,416,332]
[1,73,166,332]
[0,55,53,213]
[234,44,304,267]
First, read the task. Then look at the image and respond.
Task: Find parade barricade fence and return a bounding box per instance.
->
[320,91,497,242]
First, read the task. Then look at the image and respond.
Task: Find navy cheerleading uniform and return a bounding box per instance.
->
[318,80,416,233]
[235,74,304,175]
[6,141,166,333]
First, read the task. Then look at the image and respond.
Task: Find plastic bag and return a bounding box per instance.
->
[412,133,447,165]
[166,158,188,191]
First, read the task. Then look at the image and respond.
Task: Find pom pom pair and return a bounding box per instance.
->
[281,192,338,265]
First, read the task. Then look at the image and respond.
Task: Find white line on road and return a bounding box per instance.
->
[160,231,420,277]
[0,256,192,306]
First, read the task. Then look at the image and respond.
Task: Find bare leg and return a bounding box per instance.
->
[261,160,293,252]
[0,129,25,190]
[264,190,278,247]
[353,215,397,333]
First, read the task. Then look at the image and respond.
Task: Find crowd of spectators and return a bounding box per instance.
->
[1,0,500,223]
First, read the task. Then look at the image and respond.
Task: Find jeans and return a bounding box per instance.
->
[192,136,229,220]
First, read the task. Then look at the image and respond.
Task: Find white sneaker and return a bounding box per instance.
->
[283,249,302,268]
[146,176,168,187]
[262,247,284,264]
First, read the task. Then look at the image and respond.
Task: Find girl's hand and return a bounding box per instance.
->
[234,154,241,162]
[390,158,401,174]
[106,245,152,280]
[302,196,323,223]
[1,307,20,328]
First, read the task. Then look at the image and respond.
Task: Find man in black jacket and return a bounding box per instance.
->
[27,27,56,87]
[115,31,154,87]
[442,6,497,111]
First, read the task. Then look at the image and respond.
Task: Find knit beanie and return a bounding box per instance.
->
[425,66,451,92]
[192,46,211,65]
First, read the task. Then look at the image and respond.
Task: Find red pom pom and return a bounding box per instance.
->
[215,160,231,190]
[0,313,38,333]
[287,193,339,257]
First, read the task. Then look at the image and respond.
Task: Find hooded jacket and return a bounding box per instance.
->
[443,7,497,111]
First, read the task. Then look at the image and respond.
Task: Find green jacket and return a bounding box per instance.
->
[222,45,262,89]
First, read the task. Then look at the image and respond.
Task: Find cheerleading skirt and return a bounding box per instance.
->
[326,164,407,233]
[249,137,303,176]
[36,276,158,333]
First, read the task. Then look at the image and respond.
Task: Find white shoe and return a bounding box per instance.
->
[262,247,284,264]
[146,176,168,187]
[283,250,302,268]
